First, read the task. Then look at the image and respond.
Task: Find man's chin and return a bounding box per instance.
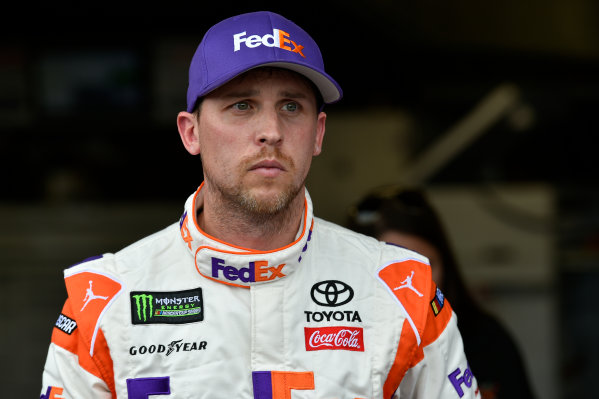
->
[241,186,300,216]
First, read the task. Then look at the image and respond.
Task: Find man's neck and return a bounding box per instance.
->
[197,189,305,251]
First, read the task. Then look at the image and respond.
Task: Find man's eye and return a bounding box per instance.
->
[283,102,298,112]
[233,102,250,111]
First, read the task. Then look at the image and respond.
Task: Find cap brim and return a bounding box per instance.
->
[194,61,343,108]
[260,62,342,104]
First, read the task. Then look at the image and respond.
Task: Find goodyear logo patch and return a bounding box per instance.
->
[431,287,445,316]
[131,287,203,325]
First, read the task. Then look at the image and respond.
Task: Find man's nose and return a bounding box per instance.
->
[255,110,283,146]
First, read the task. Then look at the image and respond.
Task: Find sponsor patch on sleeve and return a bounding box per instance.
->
[131,287,204,325]
[431,287,445,316]
[54,313,77,335]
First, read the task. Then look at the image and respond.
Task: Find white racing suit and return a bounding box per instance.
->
[41,185,480,399]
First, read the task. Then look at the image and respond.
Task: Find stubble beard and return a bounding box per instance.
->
[204,151,305,229]
[237,185,299,217]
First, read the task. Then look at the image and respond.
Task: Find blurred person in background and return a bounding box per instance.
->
[347,186,536,399]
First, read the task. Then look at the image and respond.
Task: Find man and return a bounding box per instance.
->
[40,11,480,398]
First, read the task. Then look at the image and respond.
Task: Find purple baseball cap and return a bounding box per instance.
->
[186,11,343,112]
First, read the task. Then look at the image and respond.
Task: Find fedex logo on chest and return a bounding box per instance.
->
[211,257,286,283]
[233,29,305,57]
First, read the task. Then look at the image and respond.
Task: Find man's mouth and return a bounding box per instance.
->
[249,159,286,177]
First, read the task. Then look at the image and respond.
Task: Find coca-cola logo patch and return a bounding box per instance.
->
[304,326,364,352]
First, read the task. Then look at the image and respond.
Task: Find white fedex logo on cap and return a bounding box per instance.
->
[233,29,305,58]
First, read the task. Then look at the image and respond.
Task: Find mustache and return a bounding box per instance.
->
[242,147,294,170]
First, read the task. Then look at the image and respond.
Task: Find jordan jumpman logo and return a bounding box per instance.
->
[393,271,423,297]
[81,280,109,311]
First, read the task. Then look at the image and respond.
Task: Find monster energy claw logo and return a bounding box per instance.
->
[133,294,154,322]
[130,288,204,325]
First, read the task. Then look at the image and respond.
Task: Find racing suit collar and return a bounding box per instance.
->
[179,183,314,288]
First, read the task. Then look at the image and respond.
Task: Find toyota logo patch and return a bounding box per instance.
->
[310,280,354,307]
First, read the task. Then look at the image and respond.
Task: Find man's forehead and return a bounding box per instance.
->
[208,67,316,99]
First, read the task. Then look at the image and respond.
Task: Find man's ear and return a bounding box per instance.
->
[313,111,327,156]
[177,111,201,155]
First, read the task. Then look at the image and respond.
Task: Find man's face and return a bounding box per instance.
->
[195,68,326,216]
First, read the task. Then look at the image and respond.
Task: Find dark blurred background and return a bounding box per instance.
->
[1,1,598,397]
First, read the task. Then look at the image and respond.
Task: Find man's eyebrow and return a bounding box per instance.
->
[217,89,259,99]
[214,89,311,101]
[279,90,309,99]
